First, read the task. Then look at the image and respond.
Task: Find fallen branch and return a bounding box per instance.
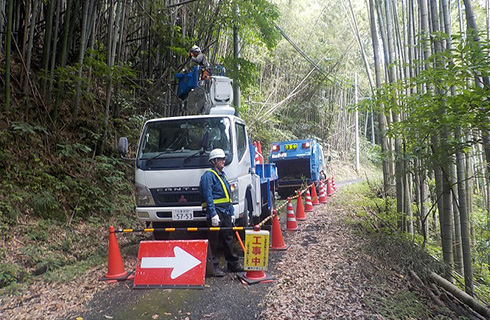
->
[429,272,490,319]
[409,270,445,307]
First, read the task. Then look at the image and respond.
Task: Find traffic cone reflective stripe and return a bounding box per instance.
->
[253,141,264,164]
[270,210,289,251]
[100,226,132,281]
[286,198,299,231]
[304,189,313,212]
[254,151,261,164]
[332,176,337,191]
[256,141,263,162]
[310,184,319,205]
[295,190,306,221]
[319,181,328,204]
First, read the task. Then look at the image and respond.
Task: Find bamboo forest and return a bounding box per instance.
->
[1,0,490,319]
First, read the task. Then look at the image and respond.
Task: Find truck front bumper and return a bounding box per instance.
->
[136,204,240,223]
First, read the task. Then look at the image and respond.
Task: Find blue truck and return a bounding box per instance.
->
[269,139,326,199]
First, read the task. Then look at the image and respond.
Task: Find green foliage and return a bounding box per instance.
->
[217,0,281,52]
[364,287,449,319]
[20,244,71,275]
[0,263,24,288]
[11,121,48,136]
[375,32,490,166]
[56,143,91,158]
[31,191,62,220]
[222,57,260,90]
[25,220,51,241]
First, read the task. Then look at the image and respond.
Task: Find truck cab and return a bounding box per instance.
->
[119,71,276,239]
[132,114,259,228]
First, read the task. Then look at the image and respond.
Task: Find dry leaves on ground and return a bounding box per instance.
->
[259,198,409,320]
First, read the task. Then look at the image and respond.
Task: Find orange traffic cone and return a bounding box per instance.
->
[286,198,299,231]
[238,269,274,285]
[270,210,289,251]
[332,176,337,191]
[304,189,313,212]
[319,181,327,204]
[310,183,319,205]
[295,190,306,221]
[257,141,263,159]
[100,226,132,281]
[254,141,263,164]
[327,178,334,196]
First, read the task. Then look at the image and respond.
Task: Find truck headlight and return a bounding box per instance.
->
[229,180,239,204]
[135,183,155,206]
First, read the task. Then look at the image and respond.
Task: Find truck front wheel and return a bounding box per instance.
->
[239,195,253,227]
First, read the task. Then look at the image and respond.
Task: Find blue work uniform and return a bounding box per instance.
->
[199,168,240,270]
[199,169,234,219]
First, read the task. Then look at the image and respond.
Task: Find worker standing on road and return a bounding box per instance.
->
[189,45,210,79]
[200,148,243,277]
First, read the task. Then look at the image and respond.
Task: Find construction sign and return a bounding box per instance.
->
[244,229,270,271]
[133,240,208,288]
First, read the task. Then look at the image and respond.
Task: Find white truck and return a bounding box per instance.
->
[118,68,277,239]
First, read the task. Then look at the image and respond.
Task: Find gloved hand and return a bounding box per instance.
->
[211,214,220,227]
[231,215,236,224]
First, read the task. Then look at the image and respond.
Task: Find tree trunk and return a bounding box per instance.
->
[369,0,394,197]
[72,0,91,125]
[48,0,61,96]
[41,0,55,97]
[23,0,39,95]
[5,0,13,111]
[456,128,474,295]
[429,272,490,318]
[346,0,374,93]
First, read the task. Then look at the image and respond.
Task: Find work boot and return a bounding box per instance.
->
[227,261,244,272]
[213,265,225,277]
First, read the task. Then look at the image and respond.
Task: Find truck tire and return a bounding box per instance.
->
[240,195,253,227]
[260,190,275,227]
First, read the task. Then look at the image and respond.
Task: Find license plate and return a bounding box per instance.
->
[284,143,297,150]
[172,209,193,220]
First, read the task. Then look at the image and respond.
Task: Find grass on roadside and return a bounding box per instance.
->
[336,181,468,320]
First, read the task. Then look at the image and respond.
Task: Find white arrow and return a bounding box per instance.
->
[140,246,202,279]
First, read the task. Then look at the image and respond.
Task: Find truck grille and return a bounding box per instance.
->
[150,187,201,207]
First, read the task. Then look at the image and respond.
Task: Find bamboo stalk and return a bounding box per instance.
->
[429,272,490,318]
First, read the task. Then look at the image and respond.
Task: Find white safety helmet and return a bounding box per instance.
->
[209,148,226,162]
[190,45,201,52]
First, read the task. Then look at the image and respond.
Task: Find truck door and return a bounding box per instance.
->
[234,122,253,218]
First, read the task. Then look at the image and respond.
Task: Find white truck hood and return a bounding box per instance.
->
[136,167,233,188]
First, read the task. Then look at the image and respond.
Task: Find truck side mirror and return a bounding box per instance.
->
[118,137,129,156]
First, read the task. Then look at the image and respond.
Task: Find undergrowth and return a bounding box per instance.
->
[0,110,145,293]
[339,180,488,319]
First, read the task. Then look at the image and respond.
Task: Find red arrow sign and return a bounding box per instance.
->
[134,240,208,288]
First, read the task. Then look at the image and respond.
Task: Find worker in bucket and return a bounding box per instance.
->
[199,148,243,277]
[189,45,210,79]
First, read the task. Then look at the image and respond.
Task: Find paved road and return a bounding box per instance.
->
[74,249,279,320]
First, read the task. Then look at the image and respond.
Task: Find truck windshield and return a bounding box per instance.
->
[137,117,232,169]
